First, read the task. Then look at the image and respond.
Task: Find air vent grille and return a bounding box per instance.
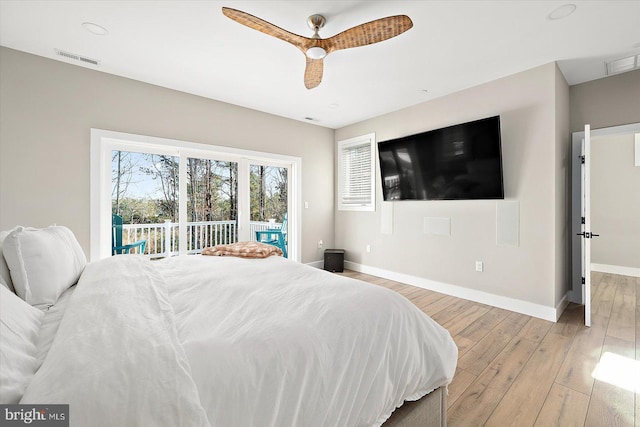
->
[54,49,100,66]
[605,54,639,76]
[56,50,78,60]
[79,56,99,66]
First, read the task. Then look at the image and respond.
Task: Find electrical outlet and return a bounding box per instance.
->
[366,244,371,253]
[475,261,483,272]
[318,240,323,249]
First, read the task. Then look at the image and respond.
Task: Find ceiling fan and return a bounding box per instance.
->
[222,7,413,89]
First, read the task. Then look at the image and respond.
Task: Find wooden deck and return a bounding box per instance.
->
[340,270,639,426]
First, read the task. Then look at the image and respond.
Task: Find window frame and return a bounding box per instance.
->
[90,128,301,261]
[337,133,376,211]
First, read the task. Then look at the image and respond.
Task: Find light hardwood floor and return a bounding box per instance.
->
[339,270,639,427]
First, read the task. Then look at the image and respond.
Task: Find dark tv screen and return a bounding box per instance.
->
[378,116,504,201]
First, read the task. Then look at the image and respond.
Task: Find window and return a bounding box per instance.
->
[91,129,301,261]
[338,133,376,211]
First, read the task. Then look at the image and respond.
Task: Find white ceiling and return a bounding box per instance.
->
[1,1,639,129]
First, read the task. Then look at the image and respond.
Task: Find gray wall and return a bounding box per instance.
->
[570,69,640,132]
[591,133,640,269]
[0,47,335,263]
[335,63,569,311]
[554,65,571,304]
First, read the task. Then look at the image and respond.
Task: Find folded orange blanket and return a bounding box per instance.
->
[201,241,283,258]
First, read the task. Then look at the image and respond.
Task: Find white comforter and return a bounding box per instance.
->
[20,256,210,427]
[21,255,457,427]
[156,255,457,426]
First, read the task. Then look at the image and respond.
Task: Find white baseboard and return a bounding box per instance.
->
[306,260,324,269]
[555,293,570,321]
[345,261,562,322]
[591,263,640,278]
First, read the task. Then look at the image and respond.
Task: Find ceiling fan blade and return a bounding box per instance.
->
[304,58,324,89]
[324,15,413,53]
[222,7,313,52]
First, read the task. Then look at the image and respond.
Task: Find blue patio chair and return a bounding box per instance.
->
[255,213,287,258]
[112,214,147,255]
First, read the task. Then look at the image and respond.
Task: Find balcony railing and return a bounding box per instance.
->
[121,220,282,259]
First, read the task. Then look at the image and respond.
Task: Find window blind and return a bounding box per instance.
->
[338,134,375,210]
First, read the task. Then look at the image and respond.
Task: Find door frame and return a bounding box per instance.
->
[569,122,640,307]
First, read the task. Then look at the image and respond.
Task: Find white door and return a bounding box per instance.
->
[579,124,596,327]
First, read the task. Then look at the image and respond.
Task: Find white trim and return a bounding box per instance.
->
[178,150,188,256]
[344,261,561,322]
[89,131,108,262]
[583,124,591,327]
[591,263,640,278]
[337,133,376,211]
[555,294,570,321]
[305,260,324,269]
[584,122,640,138]
[237,158,250,242]
[90,128,302,262]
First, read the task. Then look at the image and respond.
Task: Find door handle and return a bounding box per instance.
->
[576,232,599,238]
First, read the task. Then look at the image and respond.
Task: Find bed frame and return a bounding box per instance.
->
[383,387,446,427]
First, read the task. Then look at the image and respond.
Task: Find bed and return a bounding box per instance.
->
[0,226,457,426]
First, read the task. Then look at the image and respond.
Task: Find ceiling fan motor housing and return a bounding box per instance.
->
[307,14,326,37]
[306,14,327,59]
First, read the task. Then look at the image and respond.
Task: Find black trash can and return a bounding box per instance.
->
[324,249,345,272]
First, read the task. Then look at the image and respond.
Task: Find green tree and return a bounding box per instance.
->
[140,154,179,222]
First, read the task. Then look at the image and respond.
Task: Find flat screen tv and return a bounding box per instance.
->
[378,116,504,201]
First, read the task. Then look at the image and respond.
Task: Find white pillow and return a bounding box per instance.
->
[0,285,44,403]
[3,226,86,308]
[0,228,17,293]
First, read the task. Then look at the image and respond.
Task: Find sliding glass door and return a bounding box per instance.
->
[93,129,301,261]
[249,163,289,256]
[186,157,238,253]
[111,151,180,257]
[110,150,242,258]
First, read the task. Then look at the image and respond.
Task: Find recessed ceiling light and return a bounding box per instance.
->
[82,22,109,36]
[420,89,429,94]
[546,4,576,21]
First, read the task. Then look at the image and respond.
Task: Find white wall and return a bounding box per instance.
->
[0,47,335,263]
[335,63,569,317]
[591,133,640,269]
